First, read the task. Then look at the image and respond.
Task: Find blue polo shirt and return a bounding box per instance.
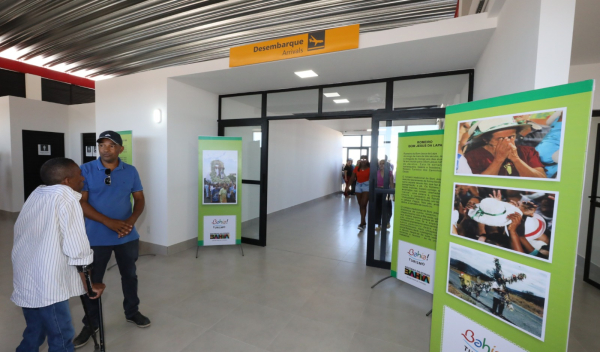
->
[80,158,143,246]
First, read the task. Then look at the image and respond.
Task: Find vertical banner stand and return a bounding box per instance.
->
[197,136,244,258]
[429,81,595,352]
[373,131,444,317]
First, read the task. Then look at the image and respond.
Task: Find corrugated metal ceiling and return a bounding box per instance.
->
[0,0,457,79]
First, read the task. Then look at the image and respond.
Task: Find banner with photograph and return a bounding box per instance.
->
[430,80,595,351]
[116,130,132,164]
[391,130,444,293]
[198,136,242,246]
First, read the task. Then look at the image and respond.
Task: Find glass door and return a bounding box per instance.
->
[366,110,445,269]
[221,119,268,246]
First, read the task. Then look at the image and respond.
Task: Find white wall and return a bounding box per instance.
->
[0,97,95,212]
[569,63,600,260]
[268,119,342,214]
[67,103,96,165]
[474,0,575,99]
[95,72,169,246]
[570,63,600,109]
[474,0,541,99]
[25,74,41,101]
[94,59,227,248]
[166,78,218,246]
[8,97,69,211]
[0,97,12,211]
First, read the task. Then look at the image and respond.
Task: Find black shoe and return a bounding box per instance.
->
[73,326,98,349]
[126,311,151,328]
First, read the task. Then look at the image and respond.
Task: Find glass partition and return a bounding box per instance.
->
[224,125,262,240]
[221,94,262,120]
[393,74,470,109]
[267,89,318,116]
[323,83,386,112]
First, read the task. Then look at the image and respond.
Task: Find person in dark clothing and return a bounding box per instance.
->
[343,159,354,198]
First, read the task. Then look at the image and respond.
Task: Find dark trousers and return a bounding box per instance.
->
[82,239,140,328]
[374,194,392,226]
[492,297,505,315]
[18,300,74,352]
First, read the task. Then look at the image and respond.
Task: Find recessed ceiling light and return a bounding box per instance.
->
[367,129,372,132]
[294,70,318,78]
[333,99,349,104]
[323,92,340,97]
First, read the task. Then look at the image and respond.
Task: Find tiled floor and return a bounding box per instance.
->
[1,194,599,351]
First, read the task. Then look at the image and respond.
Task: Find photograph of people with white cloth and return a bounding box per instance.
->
[451,184,557,262]
[455,108,565,180]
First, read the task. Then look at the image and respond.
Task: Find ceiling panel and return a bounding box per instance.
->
[0,0,457,79]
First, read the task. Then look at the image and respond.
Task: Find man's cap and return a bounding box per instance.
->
[97,131,122,146]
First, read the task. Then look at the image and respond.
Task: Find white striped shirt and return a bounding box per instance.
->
[12,185,94,308]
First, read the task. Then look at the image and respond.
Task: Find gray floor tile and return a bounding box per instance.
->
[267,316,354,352]
[211,304,293,349]
[297,292,367,331]
[182,331,270,352]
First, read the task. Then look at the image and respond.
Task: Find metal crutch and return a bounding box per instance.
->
[78,264,106,352]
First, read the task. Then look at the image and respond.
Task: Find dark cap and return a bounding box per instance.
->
[97,131,122,146]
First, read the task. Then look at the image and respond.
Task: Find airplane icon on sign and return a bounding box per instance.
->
[309,35,323,46]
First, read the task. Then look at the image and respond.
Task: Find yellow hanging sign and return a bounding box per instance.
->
[229,24,360,67]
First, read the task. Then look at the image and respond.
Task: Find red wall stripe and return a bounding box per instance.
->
[0,57,95,89]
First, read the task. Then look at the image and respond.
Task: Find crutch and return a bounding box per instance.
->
[77,264,106,352]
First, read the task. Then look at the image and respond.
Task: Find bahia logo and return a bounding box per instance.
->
[407,249,429,261]
[212,219,229,225]
[462,330,499,352]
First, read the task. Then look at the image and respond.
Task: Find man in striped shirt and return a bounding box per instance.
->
[12,158,105,352]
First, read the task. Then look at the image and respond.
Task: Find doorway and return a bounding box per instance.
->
[366,109,445,269]
[22,130,65,200]
[81,132,97,164]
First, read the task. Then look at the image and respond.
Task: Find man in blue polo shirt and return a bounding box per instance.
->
[74,131,150,348]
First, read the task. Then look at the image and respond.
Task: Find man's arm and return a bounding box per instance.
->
[123,191,145,234]
[80,191,132,236]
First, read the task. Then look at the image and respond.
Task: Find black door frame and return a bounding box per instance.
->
[218,69,474,258]
[584,109,600,289]
[219,118,269,247]
[366,109,447,269]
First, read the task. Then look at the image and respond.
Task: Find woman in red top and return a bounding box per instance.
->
[350,155,370,231]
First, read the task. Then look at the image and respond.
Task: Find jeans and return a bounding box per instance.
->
[82,239,140,328]
[18,300,75,352]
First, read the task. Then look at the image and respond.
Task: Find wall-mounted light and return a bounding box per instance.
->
[153,109,162,123]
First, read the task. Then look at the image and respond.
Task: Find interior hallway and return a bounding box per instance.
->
[0,195,598,351]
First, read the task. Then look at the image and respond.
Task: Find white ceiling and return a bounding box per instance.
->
[571,0,600,65]
[173,21,494,95]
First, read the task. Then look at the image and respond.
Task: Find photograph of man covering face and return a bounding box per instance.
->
[455,109,565,180]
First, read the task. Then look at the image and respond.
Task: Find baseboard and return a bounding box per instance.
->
[139,237,197,256]
[0,210,19,220]
[267,191,342,217]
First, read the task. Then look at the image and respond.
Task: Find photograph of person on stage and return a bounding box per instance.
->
[350,155,370,231]
[451,183,556,262]
[455,108,565,180]
[447,243,550,340]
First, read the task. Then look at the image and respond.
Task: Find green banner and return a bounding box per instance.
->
[198,136,242,246]
[391,130,443,294]
[116,130,133,164]
[430,80,595,351]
